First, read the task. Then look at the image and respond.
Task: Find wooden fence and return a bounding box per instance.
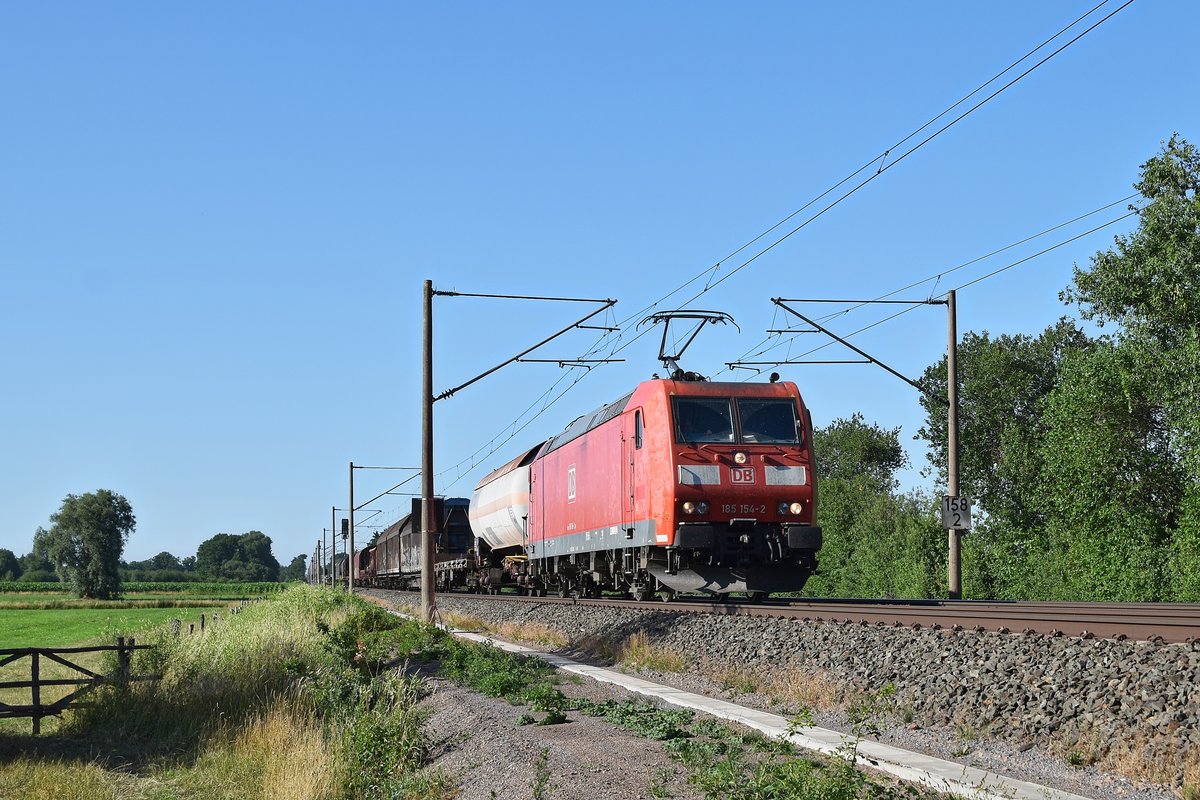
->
[0,637,159,734]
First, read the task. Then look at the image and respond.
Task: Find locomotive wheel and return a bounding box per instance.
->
[632,585,654,602]
[557,583,570,599]
[747,591,768,604]
[658,588,677,603]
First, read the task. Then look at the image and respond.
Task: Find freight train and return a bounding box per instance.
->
[353,374,822,601]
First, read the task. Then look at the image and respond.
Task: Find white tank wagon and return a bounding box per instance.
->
[469,442,543,553]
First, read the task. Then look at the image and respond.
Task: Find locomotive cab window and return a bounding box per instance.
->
[673,397,734,443]
[737,398,801,444]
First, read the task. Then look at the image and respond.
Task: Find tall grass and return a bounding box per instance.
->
[0,585,451,800]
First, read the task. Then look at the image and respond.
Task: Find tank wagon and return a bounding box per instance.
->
[469,375,822,600]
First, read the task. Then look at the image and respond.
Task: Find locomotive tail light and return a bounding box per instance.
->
[778,502,789,515]
[697,501,709,514]
[733,451,749,465]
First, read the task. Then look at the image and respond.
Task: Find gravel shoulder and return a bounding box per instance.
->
[417,673,700,800]
[370,591,1186,800]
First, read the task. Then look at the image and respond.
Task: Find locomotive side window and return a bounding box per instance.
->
[737,398,801,444]
[673,397,734,443]
[635,409,643,449]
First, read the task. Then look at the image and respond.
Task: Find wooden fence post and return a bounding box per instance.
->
[116,637,129,685]
[31,650,40,735]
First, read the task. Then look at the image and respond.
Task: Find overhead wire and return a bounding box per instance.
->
[718,193,1141,376]
[729,208,1140,379]
[423,0,1137,497]
[594,0,1133,346]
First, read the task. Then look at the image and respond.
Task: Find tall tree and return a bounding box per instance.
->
[195,531,281,581]
[1062,134,1200,599]
[33,490,135,599]
[917,320,1090,532]
[280,554,308,582]
[1035,345,1180,600]
[1065,134,1200,471]
[148,551,183,571]
[806,415,943,599]
[195,533,240,579]
[17,551,56,582]
[0,549,19,580]
[812,413,908,492]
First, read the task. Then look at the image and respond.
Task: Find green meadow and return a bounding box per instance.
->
[0,582,284,735]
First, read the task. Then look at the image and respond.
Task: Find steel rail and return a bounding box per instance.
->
[368,589,1200,645]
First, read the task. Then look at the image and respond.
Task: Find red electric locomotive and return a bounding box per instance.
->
[470,374,822,600]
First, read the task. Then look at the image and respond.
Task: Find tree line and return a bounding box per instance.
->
[2,489,307,598]
[809,135,1200,603]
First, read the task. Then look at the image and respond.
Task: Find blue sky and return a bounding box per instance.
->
[2,1,1195,565]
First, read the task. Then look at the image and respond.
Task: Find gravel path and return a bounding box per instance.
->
[369,591,1188,800]
[419,675,700,800]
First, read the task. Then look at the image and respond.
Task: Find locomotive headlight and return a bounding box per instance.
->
[789,501,804,515]
[733,451,749,465]
[683,501,696,514]
[778,502,789,515]
[697,501,709,514]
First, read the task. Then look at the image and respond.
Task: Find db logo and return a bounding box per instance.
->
[730,467,755,485]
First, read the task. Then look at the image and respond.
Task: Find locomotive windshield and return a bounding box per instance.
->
[737,398,800,443]
[673,397,734,443]
[673,396,801,445]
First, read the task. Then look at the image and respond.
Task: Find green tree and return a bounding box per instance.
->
[1062,134,1200,599]
[195,533,240,579]
[812,413,908,491]
[917,320,1090,532]
[148,551,182,571]
[280,554,308,582]
[33,490,135,599]
[1035,344,1180,600]
[195,531,281,581]
[915,321,1092,599]
[0,548,19,580]
[17,550,56,582]
[806,416,943,599]
[234,531,280,581]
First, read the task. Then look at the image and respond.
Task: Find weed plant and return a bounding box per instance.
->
[617,630,688,673]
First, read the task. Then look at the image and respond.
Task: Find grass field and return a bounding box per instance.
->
[0,583,276,736]
[0,606,219,649]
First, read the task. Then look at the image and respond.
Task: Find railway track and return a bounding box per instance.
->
[379,589,1200,644]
